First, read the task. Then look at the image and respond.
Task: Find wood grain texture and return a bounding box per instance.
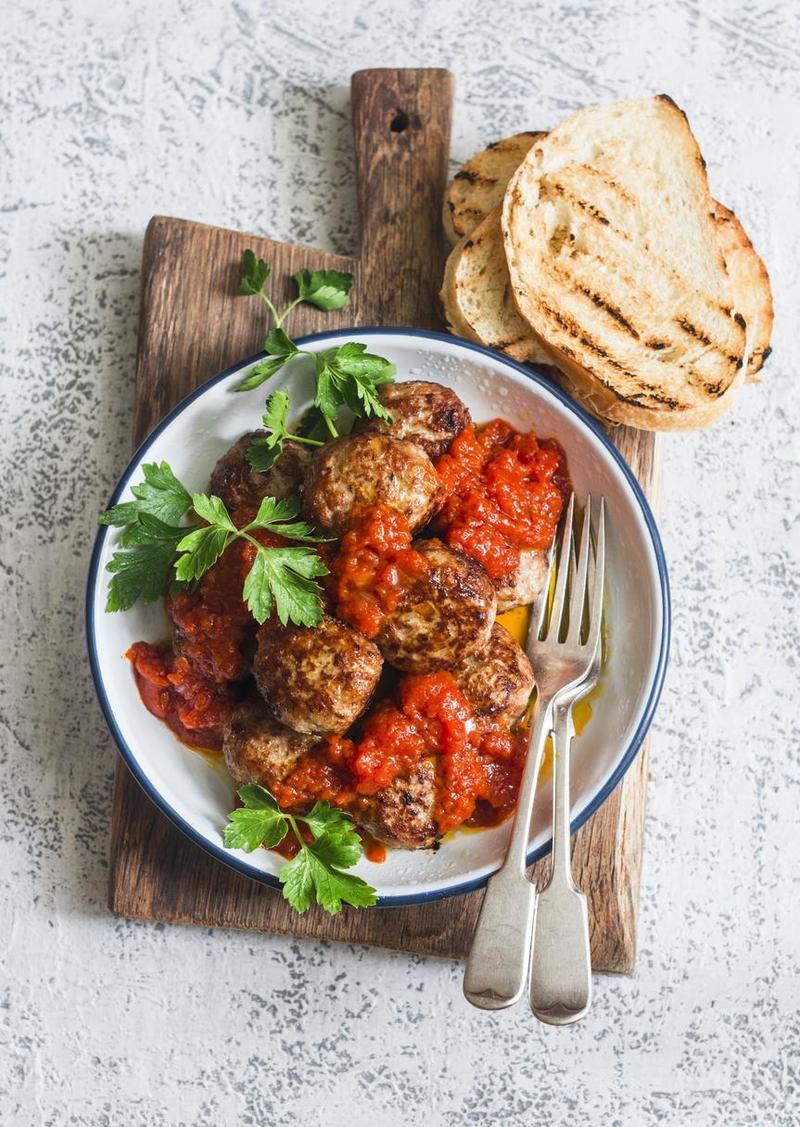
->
[352,68,453,326]
[109,68,661,973]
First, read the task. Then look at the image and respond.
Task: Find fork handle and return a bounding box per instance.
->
[463,698,553,1009]
[529,698,592,1024]
[549,699,578,885]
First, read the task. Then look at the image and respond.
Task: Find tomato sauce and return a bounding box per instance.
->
[435,420,569,579]
[127,641,237,750]
[166,539,256,684]
[128,508,282,746]
[332,504,429,637]
[308,672,528,835]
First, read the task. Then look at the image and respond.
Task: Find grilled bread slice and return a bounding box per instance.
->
[444,132,771,390]
[711,202,773,379]
[502,97,748,430]
[441,205,552,364]
[443,132,545,245]
[445,118,771,402]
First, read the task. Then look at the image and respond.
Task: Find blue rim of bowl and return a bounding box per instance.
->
[87,327,670,908]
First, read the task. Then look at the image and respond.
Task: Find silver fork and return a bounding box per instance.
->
[529,502,604,1024]
[463,494,606,1011]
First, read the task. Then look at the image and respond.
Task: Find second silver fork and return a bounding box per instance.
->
[529,631,602,1024]
[463,494,606,1012]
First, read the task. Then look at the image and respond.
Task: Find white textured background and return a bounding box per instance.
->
[1,1,798,1124]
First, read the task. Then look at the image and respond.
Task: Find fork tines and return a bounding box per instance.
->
[539,494,605,651]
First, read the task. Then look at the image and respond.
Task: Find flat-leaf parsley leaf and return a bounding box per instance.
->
[294,267,353,311]
[223,785,378,915]
[246,390,326,472]
[233,249,395,432]
[99,461,192,529]
[100,465,329,627]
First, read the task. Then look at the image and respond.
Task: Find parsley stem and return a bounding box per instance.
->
[286,812,308,853]
[239,530,267,551]
[275,296,302,328]
[284,433,324,447]
[258,291,282,326]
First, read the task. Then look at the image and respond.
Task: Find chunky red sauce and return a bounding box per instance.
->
[435,419,569,579]
[127,641,237,750]
[333,504,429,637]
[236,672,524,836]
[166,538,256,683]
[128,510,282,745]
[284,672,527,835]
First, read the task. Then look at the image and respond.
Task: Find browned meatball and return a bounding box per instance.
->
[303,434,442,536]
[360,758,439,849]
[495,549,549,613]
[209,432,311,512]
[353,380,471,459]
[223,694,319,788]
[375,539,497,673]
[254,616,383,735]
[450,622,534,724]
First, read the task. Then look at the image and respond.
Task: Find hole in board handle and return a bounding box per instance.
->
[390,110,410,133]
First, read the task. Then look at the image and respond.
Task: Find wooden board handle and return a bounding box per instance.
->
[351,68,454,329]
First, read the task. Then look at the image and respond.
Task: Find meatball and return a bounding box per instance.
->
[209,432,311,512]
[303,434,441,536]
[360,758,439,849]
[495,549,549,613]
[375,539,497,673]
[353,380,471,459]
[223,694,318,788]
[451,622,534,724]
[254,616,383,735]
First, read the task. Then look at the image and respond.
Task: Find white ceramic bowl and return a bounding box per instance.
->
[87,329,669,906]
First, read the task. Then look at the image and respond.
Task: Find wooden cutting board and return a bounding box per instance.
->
[109,68,662,973]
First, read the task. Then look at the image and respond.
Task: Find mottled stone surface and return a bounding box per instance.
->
[1,0,798,1123]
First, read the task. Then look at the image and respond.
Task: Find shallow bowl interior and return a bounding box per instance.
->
[88,329,669,905]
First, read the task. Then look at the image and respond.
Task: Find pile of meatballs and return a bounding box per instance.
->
[214,380,546,851]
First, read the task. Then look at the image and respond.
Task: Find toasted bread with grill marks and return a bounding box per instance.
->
[710,202,773,380]
[443,132,546,245]
[440,205,552,365]
[501,97,748,430]
[443,128,771,398]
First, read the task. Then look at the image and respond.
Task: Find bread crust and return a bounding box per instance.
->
[443,132,546,244]
[440,207,552,365]
[711,202,773,380]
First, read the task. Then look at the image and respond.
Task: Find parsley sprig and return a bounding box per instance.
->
[240,251,353,326]
[235,250,396,439]
[100,462,194,611]
[100,464,329,626]
[246,389,325,472]
[101,461,192,529]
[175,494,329,626]
[223,784,378,914]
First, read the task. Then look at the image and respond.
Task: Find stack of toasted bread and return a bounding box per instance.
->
[441,97,773,431]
